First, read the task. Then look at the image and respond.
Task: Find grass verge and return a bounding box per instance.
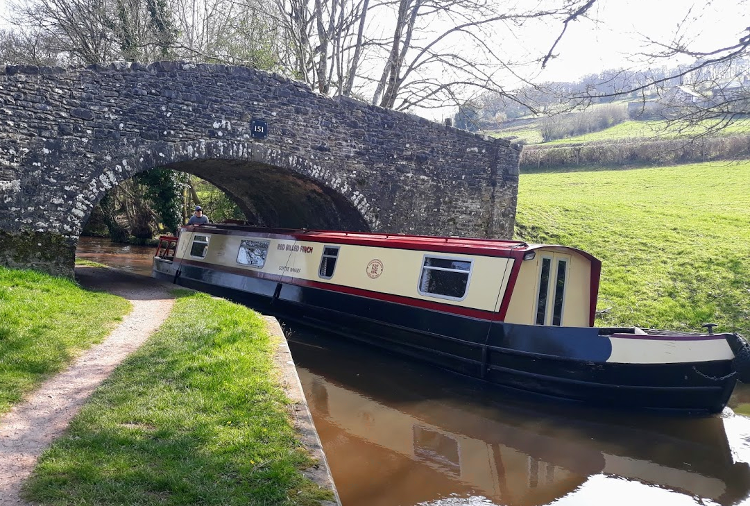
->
[75,258,110,268]
[542,119,750,145]
[0,267,131,415]
[22,291,333,506]
[515,160,750,336]
[488,118,750,146]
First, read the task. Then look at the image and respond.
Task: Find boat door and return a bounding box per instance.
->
[533,253,570,326]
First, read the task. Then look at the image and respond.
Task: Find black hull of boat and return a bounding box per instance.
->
[153,262,737,415]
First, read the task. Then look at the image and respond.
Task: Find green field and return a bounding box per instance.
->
[0,268,131,414]
[543,119,750,145]
[23,291,332,506]
[490,118,750,145]
[515,160,750,336]
[489,125,544,144]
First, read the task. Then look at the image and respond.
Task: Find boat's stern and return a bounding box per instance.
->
[152,235,179,281]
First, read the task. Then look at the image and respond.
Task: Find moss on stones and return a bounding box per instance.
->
[0,231,76,277]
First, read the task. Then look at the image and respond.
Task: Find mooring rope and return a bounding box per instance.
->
[692,366,736,382]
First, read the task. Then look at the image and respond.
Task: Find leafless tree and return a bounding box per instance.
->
[3,0,283,68]
[0,27,61,65]
[274,0,370,93]
[4,0,601,114]
[273,0,599,111]
[169,0,281,68]
[6,0,742,131]
[8,0,118,64]
[6,0,176,65]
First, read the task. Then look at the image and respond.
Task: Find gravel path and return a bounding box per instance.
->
[0,267,175,505]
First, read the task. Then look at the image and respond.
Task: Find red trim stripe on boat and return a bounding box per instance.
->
[183,225,529,257]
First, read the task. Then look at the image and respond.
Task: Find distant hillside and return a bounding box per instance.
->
[461,58,750,138]
[485,117,750,171]
[489,118,750,146]
[489,103,631,144]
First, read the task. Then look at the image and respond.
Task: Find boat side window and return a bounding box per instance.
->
[418,256,472,301]
[552,259,568,326]
[236,239,270,269]
[535,255,568,326]
[319,246,340,279]
[535,258,551,325]
[413,425,460,476]
[189,235,210,258]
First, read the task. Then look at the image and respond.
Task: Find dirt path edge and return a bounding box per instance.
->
[0,267,176,506]
[0,267,340,506]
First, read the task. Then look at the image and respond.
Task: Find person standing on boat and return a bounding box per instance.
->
[187,205,209,225]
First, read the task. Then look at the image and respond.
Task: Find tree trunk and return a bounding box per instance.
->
[380,0,421,109]
[372,0,411,106]
[342,0,369,96]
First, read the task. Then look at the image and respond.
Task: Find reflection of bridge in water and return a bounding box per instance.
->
[286,327,750,506]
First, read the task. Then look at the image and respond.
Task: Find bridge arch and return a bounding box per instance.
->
[79,139,372,237]
[0,62,520,276]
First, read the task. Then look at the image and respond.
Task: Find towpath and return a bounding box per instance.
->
[0,267,175,505]
[0,267,338,506]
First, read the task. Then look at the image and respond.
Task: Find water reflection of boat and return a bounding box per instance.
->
[286,327,750,506]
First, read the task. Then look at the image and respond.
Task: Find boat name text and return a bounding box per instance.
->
[277,243,314,253]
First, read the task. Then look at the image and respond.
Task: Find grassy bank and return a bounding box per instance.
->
[0,267,131,415]
[543,119,750,145]
[490,118,750,145]
[23,291,332,506]
[515,160,750,336]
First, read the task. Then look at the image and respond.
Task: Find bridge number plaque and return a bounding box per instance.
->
[251,119,268,139]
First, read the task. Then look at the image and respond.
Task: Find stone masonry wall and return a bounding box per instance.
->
[0,62,520,276]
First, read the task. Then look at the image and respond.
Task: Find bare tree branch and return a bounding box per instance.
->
[540,0,596,68]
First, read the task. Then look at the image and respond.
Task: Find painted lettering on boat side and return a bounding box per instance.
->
[278,266,302,273]
[276,243,314,253]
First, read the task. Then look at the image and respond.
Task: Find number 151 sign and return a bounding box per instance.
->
[251,119,268,139]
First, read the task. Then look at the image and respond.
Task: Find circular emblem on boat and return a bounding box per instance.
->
[366,259,384,279]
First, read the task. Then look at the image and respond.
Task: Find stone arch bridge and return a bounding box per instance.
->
[0,62,520,276]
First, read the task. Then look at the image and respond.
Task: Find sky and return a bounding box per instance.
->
[0,1,9,27]
[531,0,749,83]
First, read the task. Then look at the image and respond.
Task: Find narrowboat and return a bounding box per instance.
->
[152,223,749,415]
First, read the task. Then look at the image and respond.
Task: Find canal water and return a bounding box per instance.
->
[77,237,750,506]
[76,236,155,276]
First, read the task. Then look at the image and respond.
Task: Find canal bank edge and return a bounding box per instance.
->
[265,316,342,506]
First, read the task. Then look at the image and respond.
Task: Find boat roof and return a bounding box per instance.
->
[182,223,600,263]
